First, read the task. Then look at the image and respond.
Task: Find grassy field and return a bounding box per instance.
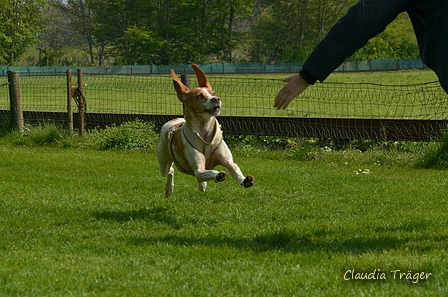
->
[1,69,447,119]
[1,125,447,296]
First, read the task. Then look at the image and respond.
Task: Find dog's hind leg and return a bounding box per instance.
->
[157,143,175,197]
[159,160,175,198]
[198,181,207,192]
[165,165,175,197]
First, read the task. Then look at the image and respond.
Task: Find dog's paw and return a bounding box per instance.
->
[243,175,255,188]
[215,171,227,183]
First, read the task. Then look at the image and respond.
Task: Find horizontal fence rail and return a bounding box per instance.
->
[0,59,428,76]
[1,67,447,141]
[0,110,445,142]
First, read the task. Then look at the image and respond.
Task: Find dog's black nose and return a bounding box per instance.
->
[212,96,221,102]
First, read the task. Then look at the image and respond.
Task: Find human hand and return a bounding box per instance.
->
[274,74,310,109]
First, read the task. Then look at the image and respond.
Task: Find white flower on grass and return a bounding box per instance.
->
[354,169,371,175]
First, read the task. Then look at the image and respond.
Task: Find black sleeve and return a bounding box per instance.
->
[407,0,448,94]
[302,0,409,83]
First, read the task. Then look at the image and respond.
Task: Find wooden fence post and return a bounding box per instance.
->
[181,74,190,117]
[66,69,73,134]
[77,69,85,136]
[7,71,24,132]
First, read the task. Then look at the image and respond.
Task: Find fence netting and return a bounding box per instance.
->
[1,72,447,140]
[0,79,9,110]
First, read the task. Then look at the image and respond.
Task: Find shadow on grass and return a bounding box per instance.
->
[92,209,442,254]
[92,207,184,230]
[128,229,412,254]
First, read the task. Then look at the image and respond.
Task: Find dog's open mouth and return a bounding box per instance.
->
[205,106,221,115]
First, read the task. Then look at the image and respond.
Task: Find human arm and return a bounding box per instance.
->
[274,0,409,109]
[303,0,408,82]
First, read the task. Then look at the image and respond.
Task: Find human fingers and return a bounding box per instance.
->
[274,86,295,109]
[274,76,295,109]
[274,75,301,109]
[281,76,294,83]
[274,74,310,109]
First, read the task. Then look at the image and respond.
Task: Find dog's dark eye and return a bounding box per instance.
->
[197,94,204,99]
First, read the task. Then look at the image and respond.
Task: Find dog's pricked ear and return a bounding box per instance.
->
[192,64,212,90]
[171,69,190,101]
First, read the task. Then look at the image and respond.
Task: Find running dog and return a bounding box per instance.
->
[156,64,254,197]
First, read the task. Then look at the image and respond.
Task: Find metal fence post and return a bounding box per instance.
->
[7,71,24,132]
[66,69,73,134]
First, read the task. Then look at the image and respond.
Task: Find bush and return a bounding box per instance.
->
[10,123,63,146]
[417,132,448,169]
[225,135,318,161]
[83,119,158,151]
[4,119,159,151]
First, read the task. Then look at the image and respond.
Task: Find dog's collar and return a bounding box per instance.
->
[181,119,223,157]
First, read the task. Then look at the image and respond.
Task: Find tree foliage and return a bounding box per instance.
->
[0,0,47,65]
[49,0,251,65]
[2,0,421,66]
[246,0,419,63]
[350,13,419,60]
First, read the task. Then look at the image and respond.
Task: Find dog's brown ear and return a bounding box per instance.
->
[171,69,189,101]
[192,64,212,90]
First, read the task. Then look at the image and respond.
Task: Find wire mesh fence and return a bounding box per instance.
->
[297,81,447,119]
[0,79,10,110]
[1,70,447,141]
[82,75,178,115]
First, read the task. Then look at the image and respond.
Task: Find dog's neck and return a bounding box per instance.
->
[184,112,217,144]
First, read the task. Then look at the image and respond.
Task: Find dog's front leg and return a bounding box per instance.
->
[221,160,254,188]
[215,143,255,188]
[194,168,227,183]
[188,152,227,192]
[195,169,227,192]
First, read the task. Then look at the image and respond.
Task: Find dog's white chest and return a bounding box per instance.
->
[169,119,223,175]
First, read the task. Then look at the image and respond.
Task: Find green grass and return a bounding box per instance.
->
[1,126,447,296]
[1,69,447,119]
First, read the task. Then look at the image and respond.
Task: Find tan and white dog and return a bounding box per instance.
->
[156,64,254,197]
